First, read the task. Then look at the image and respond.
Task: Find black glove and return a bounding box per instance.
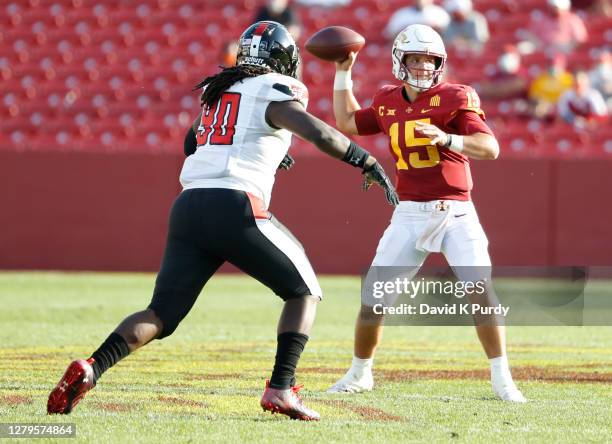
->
[278,153,295,170]
[362,162,399,206]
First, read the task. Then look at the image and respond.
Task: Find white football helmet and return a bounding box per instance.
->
[391,24,447,91]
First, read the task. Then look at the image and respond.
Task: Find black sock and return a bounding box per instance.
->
[269,332,309,389]
[90,332,130,382]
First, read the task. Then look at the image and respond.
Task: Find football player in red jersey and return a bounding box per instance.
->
[328,24,526,402]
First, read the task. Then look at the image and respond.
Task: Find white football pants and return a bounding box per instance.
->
[371,199,491,282]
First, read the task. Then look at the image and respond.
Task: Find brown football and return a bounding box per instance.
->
[305,26,365,62]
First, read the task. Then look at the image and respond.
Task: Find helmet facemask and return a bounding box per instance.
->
[268,42,300,78]
[395,50,445,91]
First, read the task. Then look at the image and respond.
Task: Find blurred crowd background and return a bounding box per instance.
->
[1,0,610,158]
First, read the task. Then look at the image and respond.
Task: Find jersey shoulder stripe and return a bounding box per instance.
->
[233,73,309,108]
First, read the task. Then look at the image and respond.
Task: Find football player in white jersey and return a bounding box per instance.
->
[47,21,398,421]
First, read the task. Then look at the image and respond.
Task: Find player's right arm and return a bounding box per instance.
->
[333,52,361,135]
[267,99,369,163]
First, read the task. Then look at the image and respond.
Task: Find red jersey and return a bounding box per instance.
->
[355,82,493,202]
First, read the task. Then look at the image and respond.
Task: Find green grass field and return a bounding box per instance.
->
[1,272,610,443]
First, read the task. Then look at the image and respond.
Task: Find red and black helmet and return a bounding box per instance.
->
[236,21,300,78]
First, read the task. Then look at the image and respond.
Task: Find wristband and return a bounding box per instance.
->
[334,70,353,91]
[443,134,452,148]
[447,134,465,153]
[342,141,370,168]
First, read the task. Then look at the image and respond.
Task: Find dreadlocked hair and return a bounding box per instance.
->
[194,65,272,108]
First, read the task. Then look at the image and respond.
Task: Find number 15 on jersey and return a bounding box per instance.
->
[389,118,440,170]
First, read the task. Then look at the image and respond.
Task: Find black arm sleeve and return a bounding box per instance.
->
[184,127,197,156]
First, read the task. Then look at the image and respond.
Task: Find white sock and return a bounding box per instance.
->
[489,355,513,383]
[351,356,373,372]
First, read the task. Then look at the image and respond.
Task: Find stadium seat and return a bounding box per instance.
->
[0,0,607,158]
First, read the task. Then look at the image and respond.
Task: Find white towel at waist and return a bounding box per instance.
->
[415,208,452,253]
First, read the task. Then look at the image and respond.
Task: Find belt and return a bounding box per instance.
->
[397,200,474,213]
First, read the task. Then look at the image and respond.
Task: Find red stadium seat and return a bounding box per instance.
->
[0,0,607,158]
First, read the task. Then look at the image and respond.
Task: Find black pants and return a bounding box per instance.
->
[148,188,321,338]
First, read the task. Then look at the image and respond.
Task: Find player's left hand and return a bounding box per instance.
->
[415,121,449,146]
[362,162,399,206]
[278,153,295,170]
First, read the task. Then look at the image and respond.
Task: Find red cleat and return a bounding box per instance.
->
[47,358,95,414]
[260,380,320,421]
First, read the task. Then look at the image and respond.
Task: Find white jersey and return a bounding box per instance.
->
[179,72,309,208]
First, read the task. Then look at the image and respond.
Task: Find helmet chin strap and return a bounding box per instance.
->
[405,72,434,91]
[400,63,437,91]
[406,79,433,91]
